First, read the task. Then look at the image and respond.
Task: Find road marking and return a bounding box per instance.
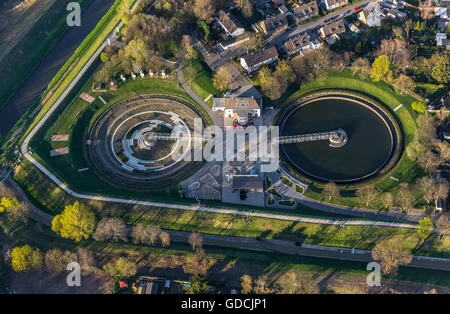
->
[394,104,403,111]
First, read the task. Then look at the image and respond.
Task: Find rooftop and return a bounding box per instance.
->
[320,19,346,37]
[242,46,279,67]
[232,175,264,190]
[213,97,261,110]
[217,9,243,34]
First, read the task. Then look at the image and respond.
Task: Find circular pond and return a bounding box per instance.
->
[279,94,399,183]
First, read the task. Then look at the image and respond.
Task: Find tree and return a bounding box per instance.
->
[241,274,253,294]
[372,236,413,274]
[189,274,212,294]
[160,232,171,247]
[259,61,295,100]
[6,202,29,225]
[283,271,319,294]
[351,58,371,80]
[435,141,450,163]
[103,257,137,278]
[396,183,415,213]
[370,55,390,82]
[435,213,449,241]
[430,53,449,84]
[184,66,197,85]
[213,66,233,91]
[192,0,216,23]
[93,218,128,242]
[0,197,19,213]
[181,34,197,64]
[417,217,434,243]
[291,47,333,82]
[183,248,214,275]
[380,192,394,211]
[234,0,253,18]
[393,74,415,95]
[240,32,259,54]
[433,179,449,204]
[406,140,426,161]
[11,245,43,272]
[189,232,203,250]
[376,38,412,71]
[100,52,109,63]
[51,202,96,242]
[356,185,378,207]
[132,225,161,246]
[44,249,77,274]
[417,177,436,204]
[417,150,440,176]
[411,101,426,113]
[254,274,273,294]
[77,248,97,273]
[322,182,340,201]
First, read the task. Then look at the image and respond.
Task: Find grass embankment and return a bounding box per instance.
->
[1,215,449,289]
[21,0,136,141]
[182,52,222,107]
[0,0,94,108]
[277,70,425,210]
[12,160,450,258]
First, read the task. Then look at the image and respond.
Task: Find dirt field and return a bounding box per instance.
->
[0,0,57,63]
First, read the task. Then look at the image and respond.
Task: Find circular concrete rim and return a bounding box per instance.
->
[278,92,401,184]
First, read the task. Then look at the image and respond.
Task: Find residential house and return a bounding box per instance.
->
[435,2,450,31]
[293,1,319,24]
[212,96,261,126]
[258,13,289,36]
[358,1,383,27]
[216,9,245,38]
[321,0,348,12]
[318,19,346,44]
[283,32,322,58]
[240,46,279,72]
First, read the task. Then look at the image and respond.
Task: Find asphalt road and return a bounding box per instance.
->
[0,0,116,139]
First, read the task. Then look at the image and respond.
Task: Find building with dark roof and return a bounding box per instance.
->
[283,32,322,58]
[293,1,319,24]
[258,13,288,35]
[240,46,279,73]
[232,175,264,193]
[318,19,346,44]
[216,9,245,38]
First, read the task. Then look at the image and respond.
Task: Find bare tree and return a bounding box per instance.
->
[356,185,378,207]
[183,248,214,275]
[396,183,415,213]
[380,192,394,211]
[77,248,97,274]
[94,218,128,242]
[132,225,161,246]
[240,32,260,54]
[6,201,30,225]
[417,177,436,204]
[192,0,216,23]
[376,38,412,71]
[372,236,413,274]
[393,74,415,95]
[189,232,203,250]
[160,231,171,247]
[44,249,77,274]
[435,141,450,163]
[351,57,371,80]
[417,150,440,176]
[234,0,253,18]
[435,213,449,241]
[322,182,340,201]
[254,274,273,294]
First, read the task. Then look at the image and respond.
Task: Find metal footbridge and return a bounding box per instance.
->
[144,128,348,147]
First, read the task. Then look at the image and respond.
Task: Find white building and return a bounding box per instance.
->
[216,9,245,38]
[212,97,261,126]
[240,46,279,73]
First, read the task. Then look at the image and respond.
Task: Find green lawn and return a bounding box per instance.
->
[183,54,223,107]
